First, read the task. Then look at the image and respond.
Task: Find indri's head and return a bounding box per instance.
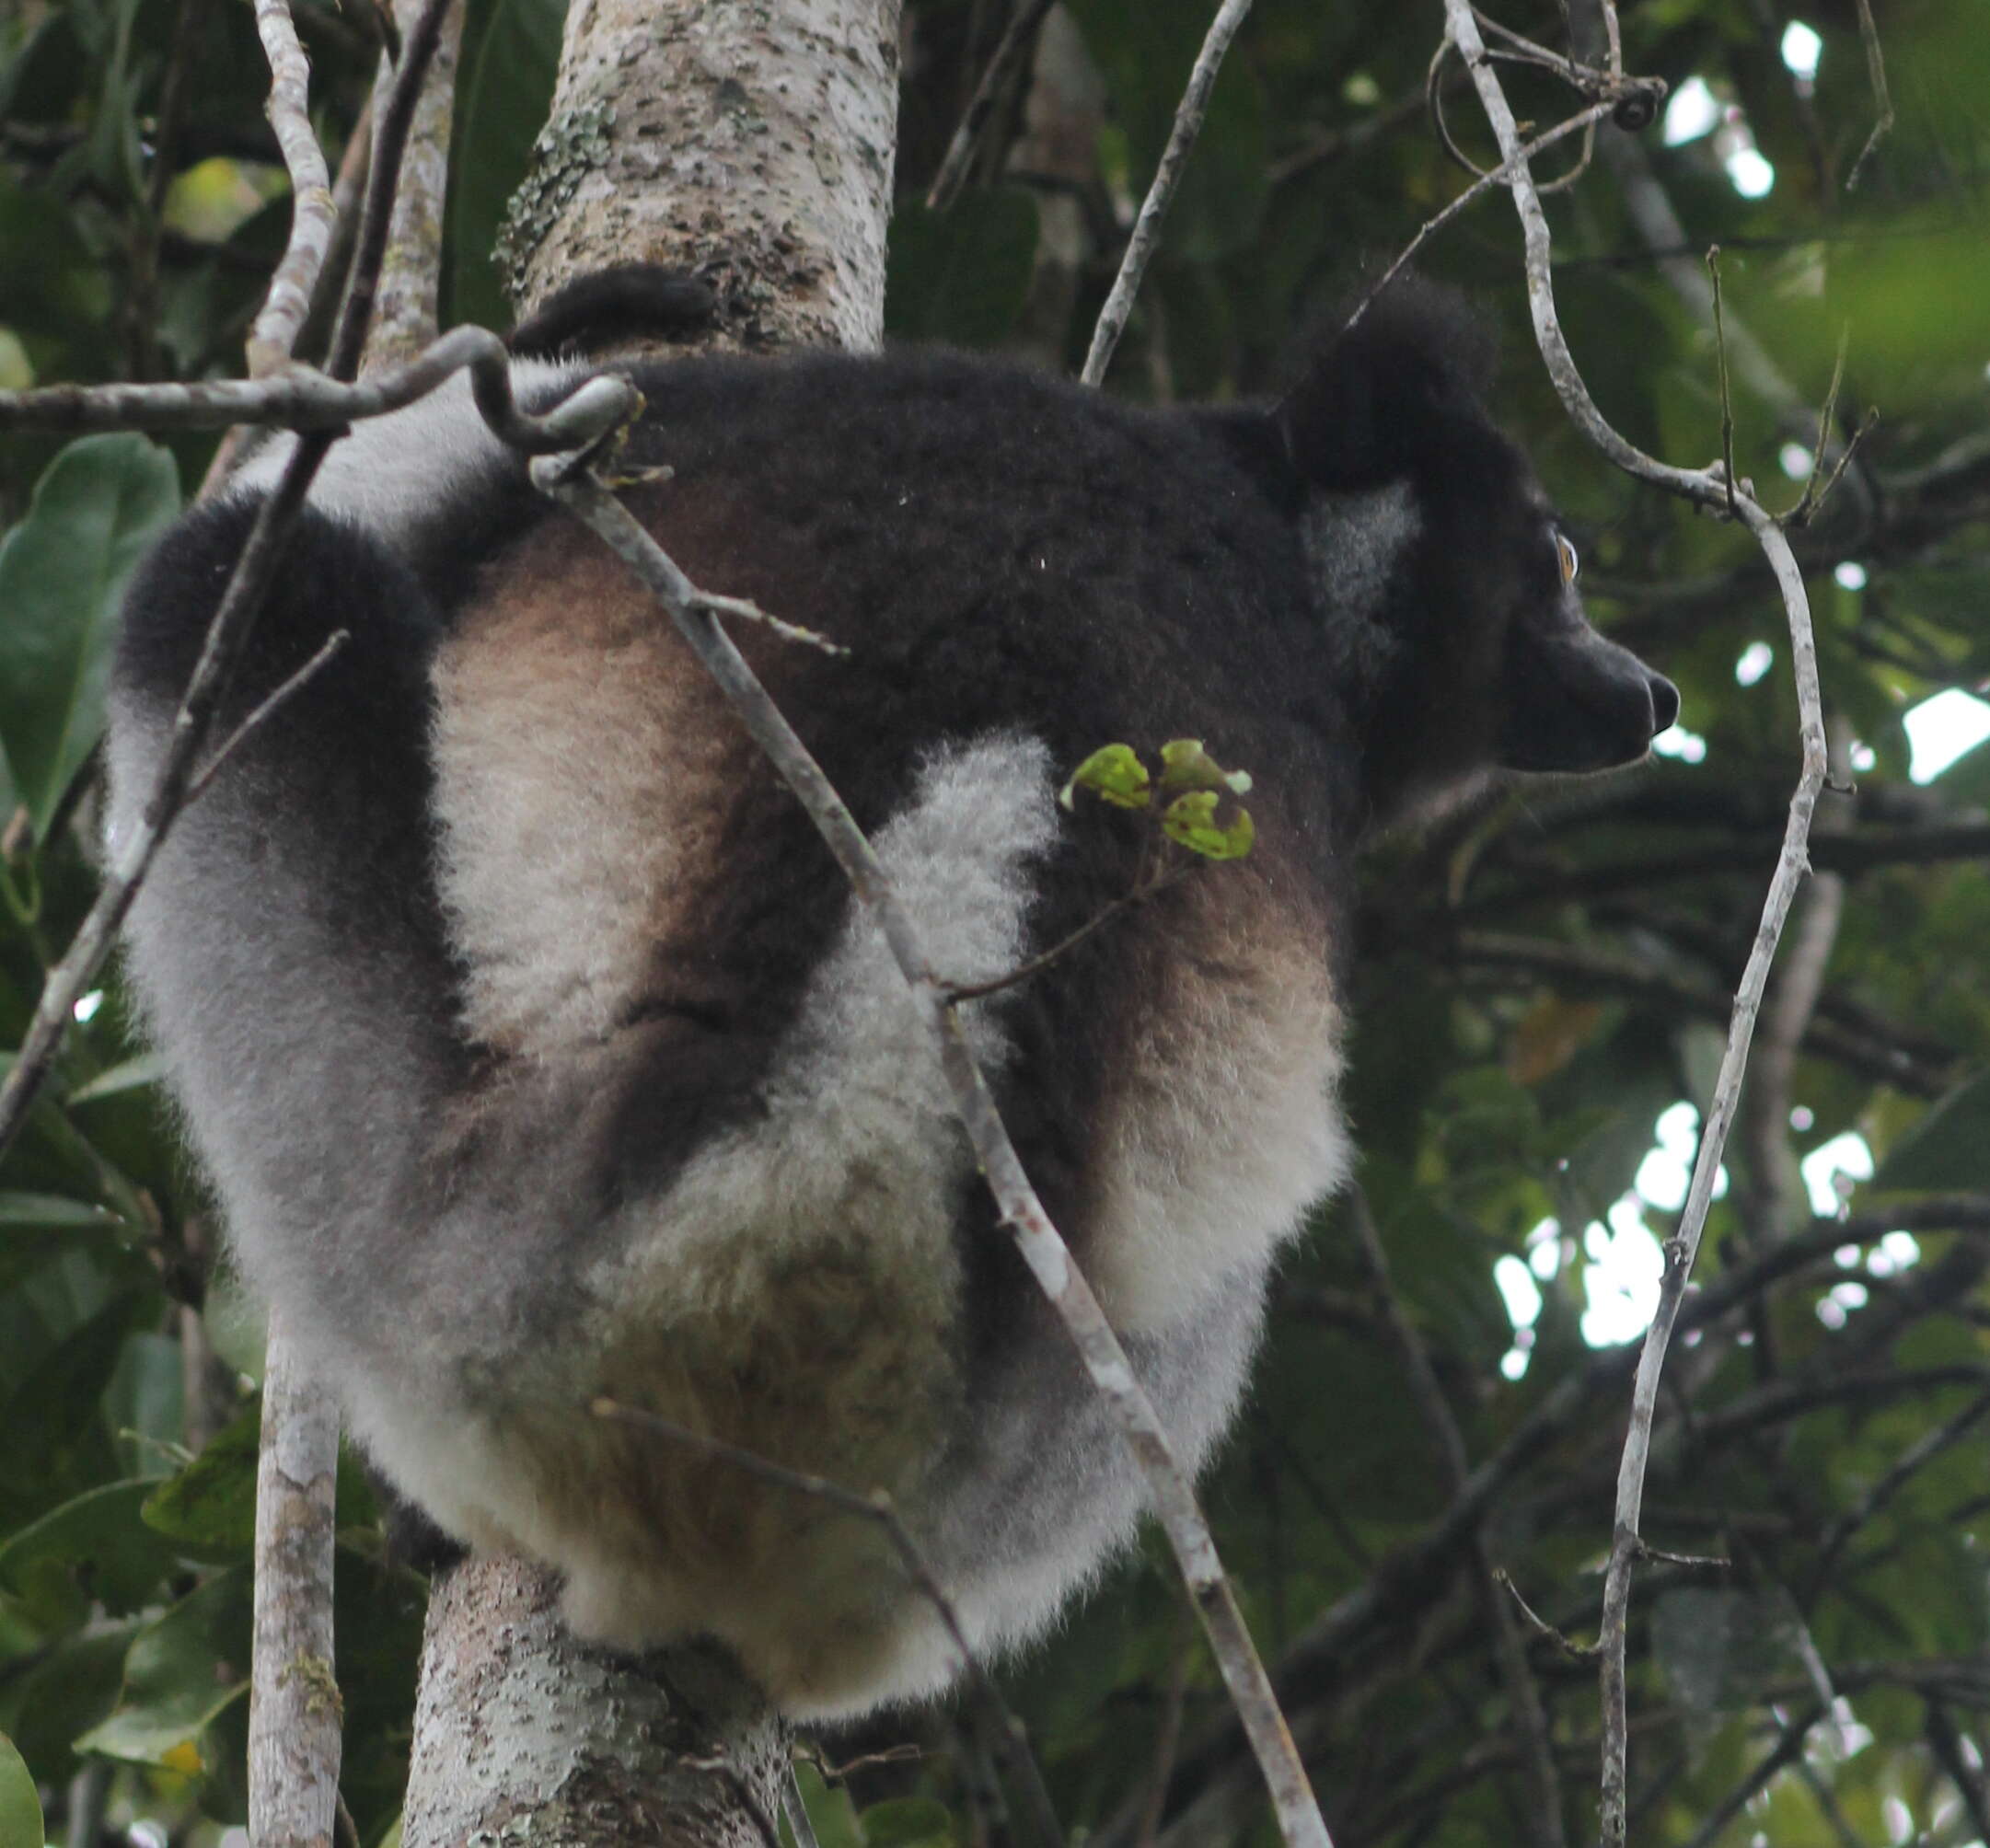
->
[1276,280,1678,833]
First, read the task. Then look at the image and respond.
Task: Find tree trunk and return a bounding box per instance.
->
[506,0,902,351]
[403,1561,787,1848]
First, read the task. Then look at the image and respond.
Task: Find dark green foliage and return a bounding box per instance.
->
[4,0,1990,1842]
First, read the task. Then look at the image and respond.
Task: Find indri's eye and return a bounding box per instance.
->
[1554,530,1579,586]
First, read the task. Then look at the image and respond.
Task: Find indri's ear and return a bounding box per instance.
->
[1277,277,1498,491]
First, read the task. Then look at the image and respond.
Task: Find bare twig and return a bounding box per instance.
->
[1494,1568,1597,1661]
[0,433,330,1167]
[1924,1703,1990,1845]
[185,632,351,806]
[942,847,1190,1005]
[1134,1611,1197,1848]
[1345,98,1617,340]
[1348,1191,1566,1848]
[1707,248,1740,519]
[1680,1704,1821,1848]
[1738,718,1851,1244]
[248,0,338,375]
[1783,329,1851,527]
[533,453,1332,1848]
[927,0,1060,212]
[593,1399,1064,1848]
[1844,0,1895,191]
[0,325,630,442]
[1809,1384,1990,1588]
[1082,0,1256,388]
[1431,10,1834,1844]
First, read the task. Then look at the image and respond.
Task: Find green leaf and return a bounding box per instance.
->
[0,1192,122,1239]
[64,1055,164,1106]
[0,1731,41,1848]
[1871,1068,1990,1192]
[0,1480,179,1621]
[1059,743,1152,811]
[75,1567,251,1770]
[858,1796,955,1848]
[0,434,179,840]
[789,1763,862,1848]
[1157,738,1252,795]
[142,1401,259,1556]
[446,0,567,331]
[1160,789,1255,860]
[885,191,1040,347]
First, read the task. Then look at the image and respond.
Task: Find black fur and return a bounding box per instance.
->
[508,266,718,359]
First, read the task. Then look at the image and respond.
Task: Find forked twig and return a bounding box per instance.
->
[1082,0,1257,387]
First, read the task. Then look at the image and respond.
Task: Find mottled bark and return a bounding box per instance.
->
[248,1321,341,1848]
[367,0,466,369]
[508,0,901,352]
[403,1560,786,1848]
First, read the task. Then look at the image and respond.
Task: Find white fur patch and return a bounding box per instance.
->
[603,730,1058,1315]
[1088,959,1349,1329]
[1302,479,1421,680]
[230,356,583,546]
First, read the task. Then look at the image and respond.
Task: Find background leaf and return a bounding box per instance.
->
[0,434,179,839]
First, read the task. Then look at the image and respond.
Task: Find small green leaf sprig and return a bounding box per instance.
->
[1059,737,1255,860]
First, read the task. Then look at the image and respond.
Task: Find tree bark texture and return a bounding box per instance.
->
[507,0,902,352]
[248,1320,342,1848]
[402,1559,787,1848]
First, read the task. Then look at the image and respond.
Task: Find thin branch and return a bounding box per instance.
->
[1495,1569,1597,1661]
[1739,718,1850,1242]
[532,453,1332,1848]
[1808,1384,1990,1588]
[1679,1704,1822,1848]
[926,0,1060,211]
[942,848,1190,1005]
[1844,0,1895,191]
[0,325,631,442]
[185,631,350,805]
[0,432,331,1167]
[1423,19,1839,1845]
[1082,0,1256,388]
[322,0,456,382]
[1707,247,1740,519]
[247,0,338,375]
[593,1398,1064,1848]
[1348,1190,1566,1847]
[1924,1703,1990,1845]
[1344,98,1617,340]
[1133,1608,1197,1848]
[1450,930,1940,1095]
